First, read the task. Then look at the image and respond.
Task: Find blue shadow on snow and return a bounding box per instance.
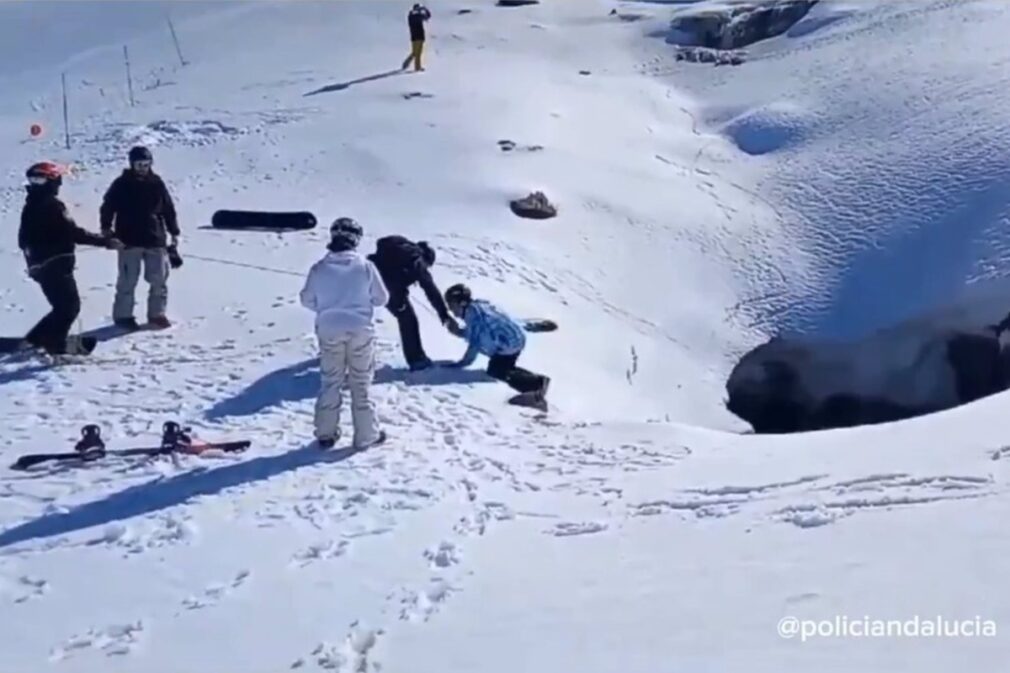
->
[204,358,494,421]
[0,444,362,551]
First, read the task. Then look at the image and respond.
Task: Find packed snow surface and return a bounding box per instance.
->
[2,0,1010,671]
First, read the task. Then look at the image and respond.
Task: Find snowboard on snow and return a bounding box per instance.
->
[520,319,557,333]
[10,422,250,470]
[211,210,317,231]
[0,335,96,356]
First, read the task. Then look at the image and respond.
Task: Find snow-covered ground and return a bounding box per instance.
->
[1,1,1009,671]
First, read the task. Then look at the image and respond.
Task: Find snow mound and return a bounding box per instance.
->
[722,101,809,154]
[100,120,244,149]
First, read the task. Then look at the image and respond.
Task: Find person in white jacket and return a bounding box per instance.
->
[300,217,390,449]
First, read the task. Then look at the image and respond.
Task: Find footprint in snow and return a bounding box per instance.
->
[182,570,251,610]
[0,574,50,604]
[399,579,453,623]
[290,540,350,568]
[549,522,608,537]
[49,621,145,661]
[294,623,381,671]
[424,541,460,569]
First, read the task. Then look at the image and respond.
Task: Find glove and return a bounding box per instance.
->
[443,316,462,335]
[167,244,183,269]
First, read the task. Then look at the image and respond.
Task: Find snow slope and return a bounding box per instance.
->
[1,1,1010,671]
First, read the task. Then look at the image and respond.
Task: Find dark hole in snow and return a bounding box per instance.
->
[726,310,1010,434]
[664,0,818,51]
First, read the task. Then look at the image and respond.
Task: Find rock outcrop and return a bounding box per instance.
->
[669,0,818,50]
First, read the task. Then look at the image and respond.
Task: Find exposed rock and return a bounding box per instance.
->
[457,9,473,15]
[676,46,746,66]
[578,70,592,76]
[510,191,557,220]
[402,92,434,100]
[497,0,539,6]
[668,0,818,50]
[498,139,544,153]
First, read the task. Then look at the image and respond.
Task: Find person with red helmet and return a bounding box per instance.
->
[18,161,123,355]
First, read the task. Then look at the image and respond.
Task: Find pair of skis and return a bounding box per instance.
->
[10,422,251,470]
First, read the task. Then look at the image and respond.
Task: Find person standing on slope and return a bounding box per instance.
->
[18,162,123,355]
[402,3,431,72]
[99,146,179,330]
[300,218,390,450]
[367,235,459,371]
[443,283,551,410]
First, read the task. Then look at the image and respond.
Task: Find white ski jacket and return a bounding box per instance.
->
[300,251,390,338]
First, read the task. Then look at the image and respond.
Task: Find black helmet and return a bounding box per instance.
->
[418,240,436,266]
[328,216,363,252]
[129,146,153,163]
[444,283,471,306]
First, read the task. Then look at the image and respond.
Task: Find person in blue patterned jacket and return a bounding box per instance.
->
[443,283,550,409]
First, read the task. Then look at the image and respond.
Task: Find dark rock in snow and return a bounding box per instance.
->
[579,70,592,76]
[510,191,557,220]
[403,91,434,100]
[676,46,746,67]
[667,0,818,51]
[497,0,539,6]
[458,9,473,14]
[498,139,544,153]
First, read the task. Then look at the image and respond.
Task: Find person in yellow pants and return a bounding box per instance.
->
[402,4,431,72]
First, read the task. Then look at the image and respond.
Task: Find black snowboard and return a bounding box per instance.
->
[0,335,95,356]
[521,319,558,333]
[211,210,317,231]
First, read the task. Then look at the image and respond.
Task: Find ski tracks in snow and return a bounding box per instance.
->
[628,471,1003,528]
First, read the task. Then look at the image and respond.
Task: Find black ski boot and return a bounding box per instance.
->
[75,424,107,460]
[161,421,193,451]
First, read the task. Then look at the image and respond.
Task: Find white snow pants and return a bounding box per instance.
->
[315,327,381,447]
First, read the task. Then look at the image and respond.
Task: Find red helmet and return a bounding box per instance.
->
[26,161,66,183]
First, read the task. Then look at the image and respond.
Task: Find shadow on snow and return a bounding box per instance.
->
[304,69,405,96]
[0,444,372,551]
[203,358,494,421]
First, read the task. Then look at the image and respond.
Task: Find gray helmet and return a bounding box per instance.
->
[328,216,363,251]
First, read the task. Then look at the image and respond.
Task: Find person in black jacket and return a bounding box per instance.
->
[401,4,431,72]
[18,162,123,355]
[367,235,458,370]
[100,146,179,330]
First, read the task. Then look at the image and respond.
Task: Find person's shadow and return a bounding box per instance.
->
[204,359,493,421]
[304,69,405,96]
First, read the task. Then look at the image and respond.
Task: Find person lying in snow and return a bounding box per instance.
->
[442,283,550,410]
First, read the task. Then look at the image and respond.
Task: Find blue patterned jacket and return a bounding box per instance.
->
[455,300,527,366]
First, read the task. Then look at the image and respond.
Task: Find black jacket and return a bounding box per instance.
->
[19,187,108,271]
[100,169,179,248]
[408,6,430,41]
[368,235,450,321]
